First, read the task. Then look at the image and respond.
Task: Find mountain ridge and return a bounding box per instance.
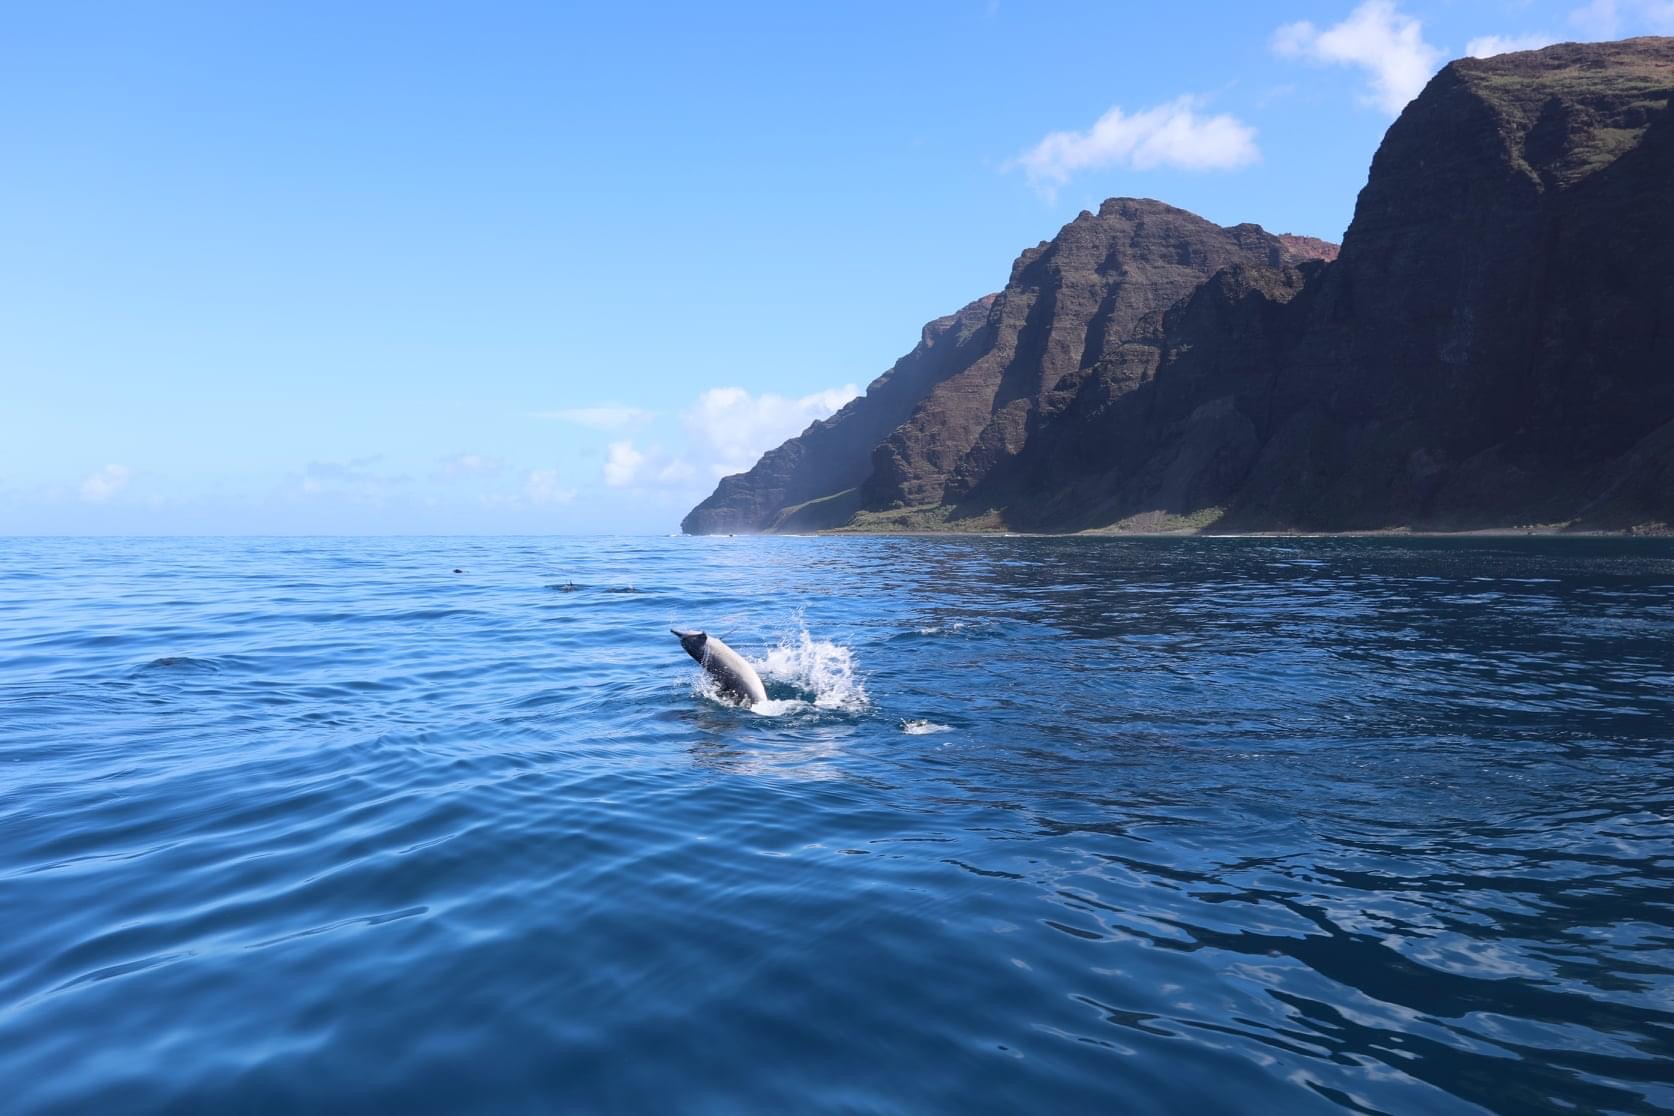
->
[684,37,1674,536]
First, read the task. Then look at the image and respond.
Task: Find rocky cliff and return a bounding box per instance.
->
[861,200,1335,513]
[683,202,1333,533]
[1206,35,1674,533]
[680,293,996,534]
[686,37,1674,535]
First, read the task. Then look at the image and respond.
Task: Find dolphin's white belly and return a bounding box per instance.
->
[701,636,768,706]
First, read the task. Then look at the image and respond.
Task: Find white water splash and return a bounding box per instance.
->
[689,670,734,708]
[900,719,951,735]
[750,629,867,716]
[687,626,865,717]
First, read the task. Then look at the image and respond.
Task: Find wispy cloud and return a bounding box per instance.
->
[1466,32,1557,58]
[590,439,705,492]
[603,441,647,487]
[1571,0,1623,36]
[657,459,695,484]
[79,464,132,503]
[1570,0,1674,36]
[1273,1,1444,116]
[524,468,576,505]
[291,457,410,502]
[437,452,504,478]
[1647,1,1674,32]
[587,386,859,493]
[682,385,859,478]
[1010,95,1258,199]
[533,405,656,430]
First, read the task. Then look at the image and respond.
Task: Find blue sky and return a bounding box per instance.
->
[4,0,1670,534]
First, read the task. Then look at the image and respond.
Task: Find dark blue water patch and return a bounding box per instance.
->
[0,535,1672,1113]
[138,655,223,672]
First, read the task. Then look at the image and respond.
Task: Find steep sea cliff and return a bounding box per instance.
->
[685,38,1674,536]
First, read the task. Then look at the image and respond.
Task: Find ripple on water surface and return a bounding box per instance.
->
[1,535,1672,1113]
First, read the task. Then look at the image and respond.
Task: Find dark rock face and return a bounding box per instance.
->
[685,38,1674,535]
[997,38,1674,533]
[1225,36,1674,532]
[861,199,1330,512]
[1275,234,1340,264]
[682,201,1330,533]
[985,262,1325,531]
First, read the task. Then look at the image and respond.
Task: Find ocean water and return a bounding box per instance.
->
[2,535,1673,1114]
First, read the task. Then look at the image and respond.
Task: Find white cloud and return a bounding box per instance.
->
[531,387,861,497]
[80,464,132,503]
[438,452,503,477]
[533,405,655,430]
[524,468,576,505]
[1570,0,1622,36]
[1011,95,1259,198]
[1466,32,1558,57]
[1647,1,1674,32]
[1570,0,1674,34]
[1467,2,1672,64]
[291,457,410,502]
[681,385,859,478]
[603,441,646,487]
[1274,1,1445,115]
[591,443,701,492]
[656,460,696,484]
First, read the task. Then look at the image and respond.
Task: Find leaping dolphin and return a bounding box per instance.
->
[672,629,768,707]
